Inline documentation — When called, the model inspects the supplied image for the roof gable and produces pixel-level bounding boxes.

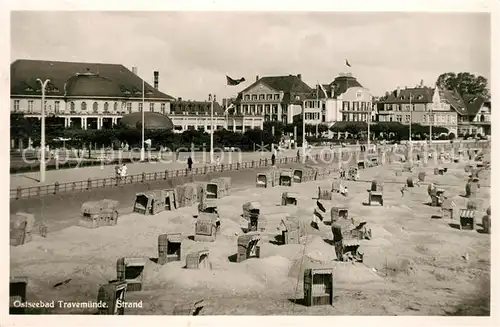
[243,81,278,94]
[462,94,487,117]
[440,88,468,116]
[239,75,312,95]
[11,59,175,100]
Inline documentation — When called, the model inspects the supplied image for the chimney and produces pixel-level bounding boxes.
[297,74,302,80]
[256,75,259,82]
[153,71,159,89]
[396,86,401,97]
[132,67,138,75]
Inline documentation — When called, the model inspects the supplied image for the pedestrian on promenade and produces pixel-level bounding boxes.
[115,165,121,179]
[216,155,221,166]
[120,163,128,180]
[271,153,276,167]
[187,156,193,171]
[297,149,300,162]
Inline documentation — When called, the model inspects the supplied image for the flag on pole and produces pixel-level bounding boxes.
[226,75,246,86]
[319,83,329,99]
[345,58,351,67]
[311,199,326,230]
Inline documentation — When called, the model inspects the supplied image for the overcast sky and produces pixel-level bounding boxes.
[11,11,490,101]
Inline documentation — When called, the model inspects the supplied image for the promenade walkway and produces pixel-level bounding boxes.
[10,148,329,188]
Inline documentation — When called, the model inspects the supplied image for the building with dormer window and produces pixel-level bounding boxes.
[376,85,468,135]
[233,74,312,124]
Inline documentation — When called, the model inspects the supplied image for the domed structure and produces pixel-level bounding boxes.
[65,73,124,97]
[119,111,174,130]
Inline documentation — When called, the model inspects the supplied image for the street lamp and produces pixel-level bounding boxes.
[209,94,216,164]
[302,100,306,164]
[140,79,145,161]
[36,78,50,183]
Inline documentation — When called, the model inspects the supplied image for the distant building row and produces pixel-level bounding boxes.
[10,59,490,136]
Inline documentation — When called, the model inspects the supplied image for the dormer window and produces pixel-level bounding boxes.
[123,90,131,95]
[135,91,141,95]
[147,90,154,95]
[417,95,423,100]
[400,96,404,100]
[25,87,33,92]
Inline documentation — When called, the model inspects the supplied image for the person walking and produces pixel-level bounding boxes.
[271,153,276,167]
[187,156,193,171]
[120,163,127,180]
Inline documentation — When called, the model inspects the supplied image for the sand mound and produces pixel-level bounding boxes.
[219,218,243,237]
[334,262,384,284]
[382,258,418,277]
[288,236,336,278]
[238,256,292,284]
[158,265,265,293]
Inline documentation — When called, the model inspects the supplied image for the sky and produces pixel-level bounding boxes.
[10,11,491,101]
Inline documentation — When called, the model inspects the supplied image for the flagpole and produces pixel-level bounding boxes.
[210,94,215,164]
[367,103,371,149]
[409,92,412,144]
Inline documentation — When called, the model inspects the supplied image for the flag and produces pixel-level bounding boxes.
[226,75,246,86]
[313,199,326,227]
[345,58,351,67]
[319,83,329,99]
[224,103,234,115]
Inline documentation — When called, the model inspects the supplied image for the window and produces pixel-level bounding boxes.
[282,114,287,122]
[27,100,34,113]
[405,115,410,123]
[342,101,349,110]
[55,101,60,113]
[361,102,366,111]
[243,105,248,113]
[93,102,98,113]
[70,102,75,112]
[257,104,262,114]
[353,102,359,111]
[397,115,402,122]
[81,102,87,111]
[252,95,257,100]
[250,105,255,114]
[150,103,155,112]
[138,103,143,112]
[423,115,427,123]
[274,94,280,100]
[272,104,278,114]
[267,94,272,100]
[13,100,20,112]
[114,102,118,112]
[259,94,265,100]
[103,102,108,112]
[127,102,132,114]
[244,95,250,100]
[356,91,362,98]
[265,104,270,114]
[161,103,166,114]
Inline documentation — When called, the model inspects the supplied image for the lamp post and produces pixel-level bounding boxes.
[36,78,50,183]
[140,79,145,161]
[209,94,215,164]
[302,101,306,164]
[409,93,413,144]
[367,103,371,149]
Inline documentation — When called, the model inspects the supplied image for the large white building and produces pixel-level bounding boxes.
[10,59,263,132]
[302,72,375,126]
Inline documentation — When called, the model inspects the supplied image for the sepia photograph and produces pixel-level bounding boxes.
[5,2,495,324]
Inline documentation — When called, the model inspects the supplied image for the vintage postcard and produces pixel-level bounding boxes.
[2,0,497,326]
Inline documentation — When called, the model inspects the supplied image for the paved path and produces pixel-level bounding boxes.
[10,147,333,188]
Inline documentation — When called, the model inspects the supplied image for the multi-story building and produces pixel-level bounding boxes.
[10,59,262,132]
[376,85,467,135]
[11,59,174,129]
[303,73,374,126]
[233,74,312,124]
[459,95,491,136]
[169,98,263,133]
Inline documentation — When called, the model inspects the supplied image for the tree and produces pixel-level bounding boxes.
[436,72,489,98]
